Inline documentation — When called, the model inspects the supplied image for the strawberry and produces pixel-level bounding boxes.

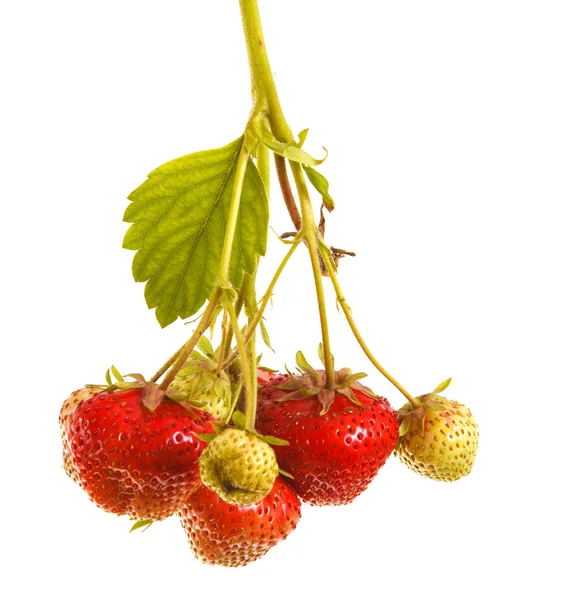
[257,367,278,387]
[59,386,105,484]
[65,386,214,520]
[178,476,301,567]
[256,354,399,506]
[199,428,279,506]
[395,380,479,482]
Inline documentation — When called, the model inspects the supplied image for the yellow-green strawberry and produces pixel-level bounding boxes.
[170,342,233,420]
[59,386,105,483]
[395,378,479,482]
[199,427,279,506]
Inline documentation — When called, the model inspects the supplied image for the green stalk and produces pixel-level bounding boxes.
[256,139,270,196]
[239,0,334,386]
[159,288,222,390]
[319,244,418,408]
[224,292,256,430]
[222,233,303,369]
[217,143,250,287]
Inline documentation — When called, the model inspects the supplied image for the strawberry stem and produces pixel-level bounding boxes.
[319,244,418,408]
[224,291,257,430]
[158,288,223,391]
[222,232,303,369]
[275,154,301,231]
[239,0,335,387]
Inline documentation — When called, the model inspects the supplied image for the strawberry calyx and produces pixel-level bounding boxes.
[397,378,454,437]
[275,350,375,415]
[195,410,289,448]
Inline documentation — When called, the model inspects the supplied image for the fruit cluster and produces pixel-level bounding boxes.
[60,0,479,569]
[60,360,478,567]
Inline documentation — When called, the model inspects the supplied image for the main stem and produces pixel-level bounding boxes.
[239,0,334,386]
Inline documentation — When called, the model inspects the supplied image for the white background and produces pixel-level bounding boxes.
[1,1,565,598]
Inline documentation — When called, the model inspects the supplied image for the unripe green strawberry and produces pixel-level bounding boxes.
[395,392,479,482]
[199,428,278,506]
[170,353,233,420]
[170,372,231,420]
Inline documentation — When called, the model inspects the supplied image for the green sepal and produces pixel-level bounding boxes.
[164,389,188,402]
[255,119,327,166]
[232,410,247,430]
[296,350,317,377]
[195,433,217,443]
[260,319,274,352]
[278,468,294,479]
[433,378,452,394]
[197,337,215,359]
[258,434,289,446]
[110,365,124,382]
[317,343,335,373]
[208,305,224,339]
[398,416,411,437]
[297,129,309,147]
[303,165,335,212]
[114,380,145,391]
[212,421,228,435]
[129,519,153,533]
[339,386,363,408]
[105,369,112,386]
[177,365,203,377]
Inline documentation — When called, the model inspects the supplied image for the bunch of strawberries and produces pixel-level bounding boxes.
[60,356,478,567]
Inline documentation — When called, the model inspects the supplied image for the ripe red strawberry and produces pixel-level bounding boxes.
[59,386,105,484]
[256,366,399,506]
[178,476,301,567]
[66,386,214,520]
[257,367,277,387]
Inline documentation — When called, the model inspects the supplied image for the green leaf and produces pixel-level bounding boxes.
[197,337,215,358]
[105,369,112,386]
[254,119,326,166]
[433,378,452,394]
[124,137,269,328]
[130,519,153,533]
[303,166,335,211]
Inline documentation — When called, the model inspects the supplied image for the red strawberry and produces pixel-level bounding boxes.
[178,476,301,567]
[66,386,214,520]
[257,367,278,387]
[59,386,105,484]
[256,366,399,506]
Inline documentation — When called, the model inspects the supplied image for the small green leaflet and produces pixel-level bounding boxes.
[254,119,326,166]
[303,166,334,211]
[123,137,269,328]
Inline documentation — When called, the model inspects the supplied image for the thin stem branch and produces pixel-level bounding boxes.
[224,292,256,430]
[290,161,334,386]
[319,244,418,408]
[257,140,270,197]
[150,347,182,383]
[274,154,301,230]
[223,234,303,368]
[159,288,223,391]
[218,143,250,287]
